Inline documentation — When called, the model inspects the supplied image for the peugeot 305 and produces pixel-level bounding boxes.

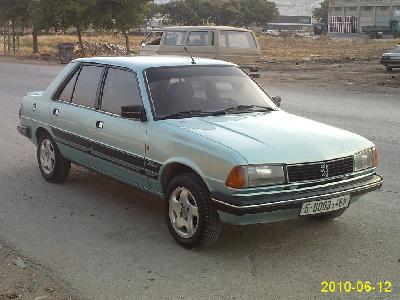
[17,56,383,248]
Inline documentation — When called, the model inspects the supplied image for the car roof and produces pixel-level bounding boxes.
[158,26,251,32]
[72,56,235,71]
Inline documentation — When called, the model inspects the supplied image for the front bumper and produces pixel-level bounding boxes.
[211,174,383,216]
[380,58,400,66]
[17,125,31,138]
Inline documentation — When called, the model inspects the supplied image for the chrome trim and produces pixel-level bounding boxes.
[233,169,376,197]
[286,155,354,167]
[211,177,382,210]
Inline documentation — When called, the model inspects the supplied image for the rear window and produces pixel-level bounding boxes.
[220,31,257,49]
[165,31,187,46]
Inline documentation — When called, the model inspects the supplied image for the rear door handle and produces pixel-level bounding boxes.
[53,108,59,116]
[96,121,104,129]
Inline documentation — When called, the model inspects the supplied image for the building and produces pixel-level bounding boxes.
[273,0,321,16]
[265,15,313,33]
[329,0,400,34]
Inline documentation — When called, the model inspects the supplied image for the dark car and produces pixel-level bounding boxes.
[380,45,400,71]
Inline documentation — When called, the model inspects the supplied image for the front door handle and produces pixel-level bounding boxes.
[96,121,104,129]
[53,108,59,116]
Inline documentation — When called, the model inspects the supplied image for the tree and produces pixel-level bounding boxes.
[57,0,93,56]
[209,0,242,26]
[161,1,199,26]
[92,0,150,54]
[240,0,279,27]
[313,0,329,26]
[159,0,278,27]
[0,0,30,53]
[30,0,61,54]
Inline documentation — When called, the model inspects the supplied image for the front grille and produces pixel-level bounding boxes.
[287,156,354,183]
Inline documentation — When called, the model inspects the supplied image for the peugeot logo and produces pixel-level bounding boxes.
[320,163,329,178]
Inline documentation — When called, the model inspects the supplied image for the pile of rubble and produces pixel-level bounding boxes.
[73,41,127,56]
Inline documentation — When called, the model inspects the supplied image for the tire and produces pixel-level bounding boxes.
[165,173,221,249]
[37,132,71,183]
[309,209,346,221]
[386,66,393,72]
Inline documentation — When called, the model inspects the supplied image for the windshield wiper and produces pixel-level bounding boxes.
[159,110,211,120]
[211,105,275,115]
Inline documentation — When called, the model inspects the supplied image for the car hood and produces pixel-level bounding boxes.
[163,111,373,164]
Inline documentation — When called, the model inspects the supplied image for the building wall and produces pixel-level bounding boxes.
[328,0,400,33]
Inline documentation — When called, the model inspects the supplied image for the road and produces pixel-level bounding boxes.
[0,59,399,299]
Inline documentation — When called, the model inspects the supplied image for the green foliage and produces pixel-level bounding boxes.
[92,0,150,33]
[152,0,278,27]
[313,0,329,25]
[0,0,30,25]
[240,0,279,27]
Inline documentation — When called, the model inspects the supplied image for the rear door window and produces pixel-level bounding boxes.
[220,31,257,49]
[72,65,104,108]
[58,70,79,102]
[187,31,209,46]
[100,68,142,116]
[165,31,187,46]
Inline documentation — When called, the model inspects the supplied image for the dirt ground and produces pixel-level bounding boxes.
[260,60,400,94]
[0,51,398,300]
[0,243,73,300]
[1,34,399,62]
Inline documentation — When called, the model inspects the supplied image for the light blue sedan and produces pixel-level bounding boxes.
[17,56,383,248]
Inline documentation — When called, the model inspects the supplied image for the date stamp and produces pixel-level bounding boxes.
[321,281,394,294]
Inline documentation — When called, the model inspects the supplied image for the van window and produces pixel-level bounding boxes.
[165,31,186,46]
[145,31,163,46]
[72,65,104,108]
[187,31,209,46]
[220,31,257,49]
[100,68,142,116]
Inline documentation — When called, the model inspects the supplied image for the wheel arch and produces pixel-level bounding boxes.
[160,161,211,196]
[35,126,51,144]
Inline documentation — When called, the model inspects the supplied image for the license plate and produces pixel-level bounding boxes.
[299,195,350,216]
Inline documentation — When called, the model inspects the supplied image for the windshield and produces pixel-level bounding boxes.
[146,66,277,119]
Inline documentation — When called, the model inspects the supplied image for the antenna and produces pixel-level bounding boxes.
[184,47,196,65]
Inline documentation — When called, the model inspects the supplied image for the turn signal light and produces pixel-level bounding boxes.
[373,148,379,167]
[225,166,246,189]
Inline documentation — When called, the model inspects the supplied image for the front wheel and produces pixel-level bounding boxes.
[386,66,393,72]
[37,132,71,183]
[165,173,221,249]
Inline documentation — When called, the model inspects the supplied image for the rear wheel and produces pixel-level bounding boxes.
[37,132,71,183]
[165,173,221,249]
[309,209,346,221]
[386,66,393,72]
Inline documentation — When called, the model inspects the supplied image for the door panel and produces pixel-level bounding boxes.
[50,101,98,166]
[50,64,104,166]
[90,115,149,188]
[89,67,150,189]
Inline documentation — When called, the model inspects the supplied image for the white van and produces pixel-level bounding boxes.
[139,26,262,71]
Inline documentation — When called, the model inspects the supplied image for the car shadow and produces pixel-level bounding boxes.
[62,165,355,254]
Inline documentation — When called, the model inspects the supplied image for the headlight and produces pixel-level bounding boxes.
[354,147,378,172]
[226,164,285,189]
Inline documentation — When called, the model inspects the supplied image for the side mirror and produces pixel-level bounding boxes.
[121,105,147,121]
[272,96,282,108]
